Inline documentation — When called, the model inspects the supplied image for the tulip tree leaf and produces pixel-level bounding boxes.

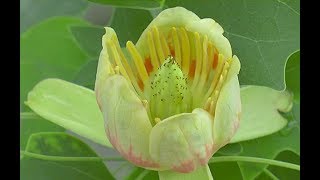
[88,0,165,10]
[217,143,243,156]
[25,78,112,148]
[21,132,114,180]
[208,160,243,180]
[73,59,99,90]
[285,50,300,103]
[109,8,153,47]
[20,112,65,150]
[20,0,88,33]
[70,25,105,58]
[230,86,292,143]
[234,51,300,179]
[21,17,90,111]
[165,0,300,90]
[261,150,300,180]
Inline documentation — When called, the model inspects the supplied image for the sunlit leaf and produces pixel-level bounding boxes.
[21,132,114,179]
[21,17,90,111]
[26,78,112,148]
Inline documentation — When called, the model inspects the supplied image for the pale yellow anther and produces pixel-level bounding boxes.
[197,35,209,93]
[155,117,161,124]
[108,41,129,80]
[191,32,203,91]
[213,76,224,97]
[180,27,190,75]
[160,32,170,57]
[142,100,148,109]
[207,42,214,73]
[172,27,181,66]
[203,53,225,101]
[204,97,212,111]
[114,41,144,96]
[147,31,160,69]
[126,41,149,83]
[114,65,120,74]
[152,27,165,64]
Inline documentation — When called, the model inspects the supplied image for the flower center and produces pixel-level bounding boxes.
[149,56,192,120]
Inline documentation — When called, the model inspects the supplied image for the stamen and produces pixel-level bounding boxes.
[142,99,148,109]
[155,117,161,124]
[152,27,165,64]
[203,54,225,101]
[147,31,160,69]
[207,42,214,73]
[114,65,120,74]
[160,32,170,57]
[204,97,212,111]
[172,27,182,65]
[191,32,203,91]
[126,41,149,84]
[108,41,129,80]
[209,90,219,115]
[196,35,209,94]
[180,27,190,75]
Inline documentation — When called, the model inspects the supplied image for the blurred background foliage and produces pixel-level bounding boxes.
[20,0,300,179]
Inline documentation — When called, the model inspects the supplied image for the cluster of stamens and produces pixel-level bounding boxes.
[106,26,232,125]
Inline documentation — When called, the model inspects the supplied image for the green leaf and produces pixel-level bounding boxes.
[73,59,99,89]
[264,150,300,180]
[25,78,112,148]
[235,48,300,180]
[158,164,213,180]
[109,8,153,47]
[20,0,88,33]
[21,17,90,111]
[209,160,243,180]
[88,0,164,10]
[230,86,292,143]
[238,128,299,179]
[165,0,300,90]
[21,132,114,180]
[70,25,105,58]
[285,50,300,103]
[217,143,243,156]
[20,112,64,150]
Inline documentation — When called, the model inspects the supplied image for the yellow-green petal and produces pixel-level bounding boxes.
[26,78,112,148]
[149,108,214,173]
[158,164,213,180]
[136,7,232,58]
[96,74,159,168]
[212,55,241,148]
[95,27,117,90]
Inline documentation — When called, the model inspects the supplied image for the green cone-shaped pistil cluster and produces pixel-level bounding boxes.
[150,56,192,120]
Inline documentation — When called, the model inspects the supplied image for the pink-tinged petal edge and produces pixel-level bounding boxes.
[171,114,241,173]
[172,143,215,173]
[106,127,160,168]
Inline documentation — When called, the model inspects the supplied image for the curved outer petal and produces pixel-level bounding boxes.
[97,74,159,168]
[94,27,117,91]
[212,55,241,148]
[136,7,232,58]
[149,108,214,173]
[95,28,159,168]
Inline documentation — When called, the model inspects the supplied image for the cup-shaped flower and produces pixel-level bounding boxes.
[95,7,241,173]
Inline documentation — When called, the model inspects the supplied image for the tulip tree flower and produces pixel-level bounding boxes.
[95,7,241,174]
[25,6,294,180]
